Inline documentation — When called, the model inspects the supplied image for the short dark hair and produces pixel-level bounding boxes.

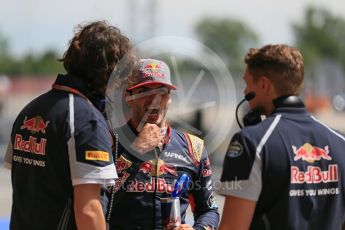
[60,20,133,96]
[245,44,304,95]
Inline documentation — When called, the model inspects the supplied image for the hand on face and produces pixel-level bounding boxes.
[131,123,163,154]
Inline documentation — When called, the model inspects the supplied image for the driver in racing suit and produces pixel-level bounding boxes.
[106,59,219,230]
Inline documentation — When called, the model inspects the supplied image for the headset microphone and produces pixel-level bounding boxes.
[235,92,256,129]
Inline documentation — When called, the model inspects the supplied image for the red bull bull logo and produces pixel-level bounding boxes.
[144,63,161,71]
[20,116,49,134]
[292,143,331,163]
[142,62,165,79]
[139,159,178,177]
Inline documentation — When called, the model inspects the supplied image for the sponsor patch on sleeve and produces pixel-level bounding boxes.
[226,140,243,158]
[207,192,218,208]
[85,150,110,162]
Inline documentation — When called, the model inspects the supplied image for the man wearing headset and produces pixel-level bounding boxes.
[217,44,345,230]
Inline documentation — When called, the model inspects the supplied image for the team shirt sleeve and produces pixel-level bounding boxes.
[216,132,262,201]
[68,98,117,187]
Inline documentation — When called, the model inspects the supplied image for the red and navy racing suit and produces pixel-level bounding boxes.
[4,74,116,230]
[217,96,345,230]
[106,122,219,229]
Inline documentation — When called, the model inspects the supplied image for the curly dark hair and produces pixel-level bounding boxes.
[60,20,133,96]
[245,44,304,95]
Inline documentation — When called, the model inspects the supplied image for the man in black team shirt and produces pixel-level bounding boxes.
[217,44,345,230]
[4,21,133,230]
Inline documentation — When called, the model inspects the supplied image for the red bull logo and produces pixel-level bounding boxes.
[142,62,165,79]
[139,159,178,177]
[14,134,47,155]
[116,155,132,173]
[291,164,338,184]
[113,171,130,193]
[144,63,161,71]
[127,178,174,193]
[202,169,212,177]
[20,116,49,134]
[113,155,133,192]
[292,143,331,163]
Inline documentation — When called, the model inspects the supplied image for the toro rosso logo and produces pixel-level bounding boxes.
[292,143,331,163]
[20,116,49,134]
[116,155,133,173]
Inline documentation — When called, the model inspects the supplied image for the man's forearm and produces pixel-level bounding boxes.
[75,199,105,230]
[74,184,106,230]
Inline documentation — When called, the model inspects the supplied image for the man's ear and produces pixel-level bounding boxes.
[167,94,172,106]
[259,76,273,93]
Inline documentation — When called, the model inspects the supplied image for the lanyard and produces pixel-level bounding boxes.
[52,84,92,105]
[53,83,117,153]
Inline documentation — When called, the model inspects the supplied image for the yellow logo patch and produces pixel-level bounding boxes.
[187,134,204,163]
[85,151,110,162]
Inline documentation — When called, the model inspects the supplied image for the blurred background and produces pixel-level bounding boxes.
[1,0,345,228]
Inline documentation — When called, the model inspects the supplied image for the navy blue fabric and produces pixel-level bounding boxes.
[221,106,345,230]
[108,123,219,230]
[9,74,114,230]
